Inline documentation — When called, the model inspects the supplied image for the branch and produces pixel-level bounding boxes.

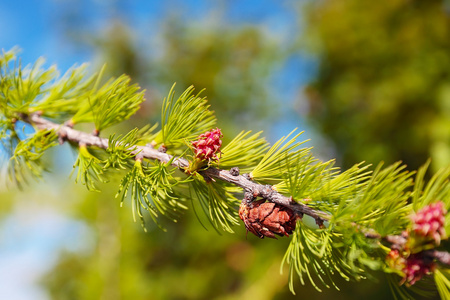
[24,113,330,225]
[428,250,450,266]
[367,232,450,267]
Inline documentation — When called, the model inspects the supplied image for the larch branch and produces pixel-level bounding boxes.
[24,113,331,224]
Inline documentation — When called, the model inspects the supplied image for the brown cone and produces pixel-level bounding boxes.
[239,200,298,239]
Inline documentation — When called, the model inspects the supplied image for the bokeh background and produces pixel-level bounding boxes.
[1,0,449,299]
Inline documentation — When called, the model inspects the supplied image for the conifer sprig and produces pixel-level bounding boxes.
[7,129,57,186]
[91,75,145,133]
[0,49,96,121]
[1,49,449,298]
[189,176,240,233]
[0,57,55,113]
[105,130,140,170]
[219,130,269,173]
[250,129,308,183]
[413,162,450,215]
[71,144,107,192]
[282,224,358,293]
[275,151,333,198]
[156,84,216,149]
[435,269,450,300]
[69,74,144,132]
[116,159,160,230]
[116,158,188,230]
[36,64,96,120]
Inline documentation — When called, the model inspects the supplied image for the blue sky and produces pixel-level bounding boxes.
[0,0,316,138]
[0,0,302,69]
[0,0,322,148]
[0,1,319,299]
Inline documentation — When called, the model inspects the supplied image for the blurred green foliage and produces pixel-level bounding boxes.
[303,0,450,172]
[85,19,282,134]
[38,181,297,300]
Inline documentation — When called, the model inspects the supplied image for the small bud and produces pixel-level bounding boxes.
[158,144,167,153]
[230,167,240,176]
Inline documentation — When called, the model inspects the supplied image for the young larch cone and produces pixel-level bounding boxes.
[401,253,436,286]
[386,249,436,286]
[191,128,223,162]
[239,200,298,239]
[411,201,447,245]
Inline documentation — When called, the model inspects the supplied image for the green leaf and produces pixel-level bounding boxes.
[0,48,103,122]
[116,160,157,230]
[36,64,98,120]
[281,223,354,293]
[71,144,107,191]
[115,159,188,231]
[250,129,307,183]
[329,162,412,235]
[0,117,17,158]
[155,84,216,148]
[276,152,334,197]
[412,162,450,212]
[104,129,142,170]
[0,53,57,114]
[314,162,371,218]
[67,65,106,124]
[0,47,19,66]
[411,162,450,238]
[387,272,439,300]
[363,163,413,235]
[435,269,450,300]
[189,176,240,233]
[145,160,188,221]
[92,75,145,132]
[70,73,144,130]
[219,130,269,173]
[133,123,159,145]
[7,129,58,187]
